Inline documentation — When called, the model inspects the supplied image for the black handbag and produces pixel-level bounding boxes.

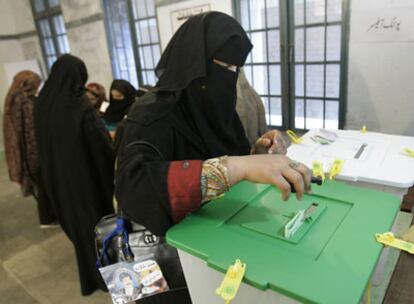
[94,141,191,303]
[94,214,191,303]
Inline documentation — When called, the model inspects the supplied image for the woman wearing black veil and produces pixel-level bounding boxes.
[116,12,311,303]
[34,54,114,295]
[102,79,136,132]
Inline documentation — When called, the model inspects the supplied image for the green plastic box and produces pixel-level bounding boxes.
[167,180,400,303]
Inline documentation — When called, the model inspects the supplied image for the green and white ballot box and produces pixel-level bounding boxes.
[166,180,400,304]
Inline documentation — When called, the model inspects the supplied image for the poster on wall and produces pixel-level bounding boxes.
[351,0,414,42]
[170,4,211,33]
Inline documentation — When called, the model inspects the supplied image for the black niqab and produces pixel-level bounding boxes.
[155,12,252,91]
[34,54,114,295]
[130,11,253,157]
[103,79,136,124]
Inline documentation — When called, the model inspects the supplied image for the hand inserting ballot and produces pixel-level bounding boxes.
[290,176,323,194]
[251,130,287,155]
[223,155,312,201]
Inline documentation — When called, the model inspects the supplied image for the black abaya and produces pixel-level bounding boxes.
[116,12,252,303]
[34,54,114,295]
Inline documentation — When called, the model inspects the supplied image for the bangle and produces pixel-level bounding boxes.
[201,155,230,202]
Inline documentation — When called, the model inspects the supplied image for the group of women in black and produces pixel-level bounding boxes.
[4,58,140,295]
[3,12,311,303]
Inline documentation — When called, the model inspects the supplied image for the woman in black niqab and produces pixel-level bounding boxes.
[34,54,114,295]
[152,12,252,157]
[115,12,252,304]
[116,11,313,304]
[103,79,136,126]
[118,11,253,233]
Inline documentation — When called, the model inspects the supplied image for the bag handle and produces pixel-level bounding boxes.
[96,140,166,268]
[96,217,133,268]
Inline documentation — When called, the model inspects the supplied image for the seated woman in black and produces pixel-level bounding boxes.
[116,12,311,303]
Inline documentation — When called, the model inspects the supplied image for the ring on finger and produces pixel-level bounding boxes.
[288,160,301,170]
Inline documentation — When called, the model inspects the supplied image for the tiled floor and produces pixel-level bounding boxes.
[0,161,111,303]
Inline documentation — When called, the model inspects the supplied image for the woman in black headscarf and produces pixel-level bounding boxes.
[116,12,311,303]
[34,54,114,295]
[102,79,136,132]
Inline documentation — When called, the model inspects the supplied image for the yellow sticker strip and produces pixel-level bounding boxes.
[375,232,414,254]
[403,148,414,158]
[366,280,372,304]
[361,125,367,133]
[216,259,246,304]
[312,161,325,182]
[286,130,303,144]
[329,159,344,180]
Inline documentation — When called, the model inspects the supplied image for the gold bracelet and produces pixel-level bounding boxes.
[201,155,230,202]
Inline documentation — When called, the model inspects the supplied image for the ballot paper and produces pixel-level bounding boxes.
[288,129,414,188]
[100,101,110,113]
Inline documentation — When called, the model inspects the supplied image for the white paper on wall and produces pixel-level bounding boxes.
[351,0,414,42]
[170,4,211,33]
[156,0,233,50]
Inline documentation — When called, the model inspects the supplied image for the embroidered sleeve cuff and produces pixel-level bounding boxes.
[167,160,202,223]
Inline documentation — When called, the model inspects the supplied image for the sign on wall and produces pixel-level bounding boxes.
[156,0,233,50]
[351,0,414,42]
[170,4,211,33]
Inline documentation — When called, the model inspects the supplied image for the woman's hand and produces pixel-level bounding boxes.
[224,155,311,201]
[251,130,287,155]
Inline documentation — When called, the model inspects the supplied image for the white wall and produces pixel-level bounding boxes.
[66,21,113,88]
[0,40,26,98]
[9,0,38,34]
[0,1,39,154]
[156,0,233,50]
[61,0,113,89]
[0,1,18,35]
[0,0,38,120]
[19,36,45,66]
[346,0,414,136]
[61,0,103,22]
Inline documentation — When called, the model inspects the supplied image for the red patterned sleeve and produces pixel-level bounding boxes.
[167,160,203,223]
